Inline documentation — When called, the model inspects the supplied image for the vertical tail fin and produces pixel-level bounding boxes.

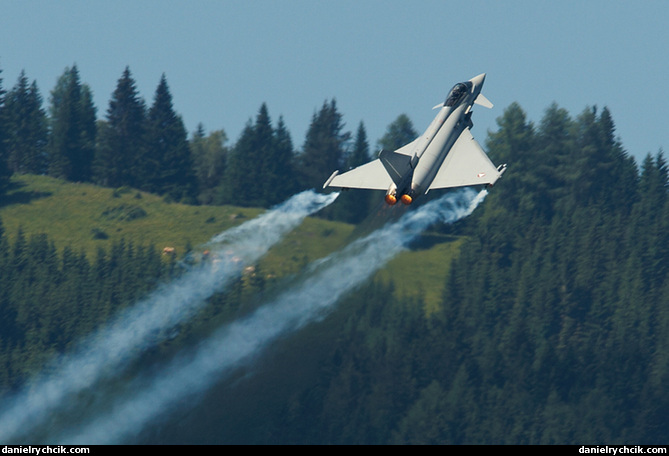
[378,149,413,186]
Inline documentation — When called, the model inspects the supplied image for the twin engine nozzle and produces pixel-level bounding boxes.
[385,188,414,206]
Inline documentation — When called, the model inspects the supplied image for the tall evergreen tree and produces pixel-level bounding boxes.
[48,65,96,182]
[264,115,297,205]
[220,107,267,207]
[94,67,146,188]
[483,102,536,222]
[78,83,97,181]
[219,104,295,207]
[298,99,350,190]
[597,107,638,212]
[347,121,371,169]
[531,103,574,219]
[4,71,48,174]
[144,74,196,201]
[48,67,77,179]
[250,103,275,205]
[566,106,629,210]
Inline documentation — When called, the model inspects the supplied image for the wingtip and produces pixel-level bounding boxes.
[323,170,339,188]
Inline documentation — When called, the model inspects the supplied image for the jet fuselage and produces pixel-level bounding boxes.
[388,74,486,204]
[323,73,505,204]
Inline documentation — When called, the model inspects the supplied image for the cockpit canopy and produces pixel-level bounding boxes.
[445,82,472,107]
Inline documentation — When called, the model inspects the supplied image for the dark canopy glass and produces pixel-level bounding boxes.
[445,82,472,107]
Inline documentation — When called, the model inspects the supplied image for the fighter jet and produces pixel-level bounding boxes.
[323,73,507,205]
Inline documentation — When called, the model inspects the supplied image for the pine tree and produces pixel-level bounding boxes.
[482,102,536,223]
[78,83,97,182]
[631,152,668,296]
[48,65,96,182]
[559,106,636,213]
[219,103,295,207]
[264,115,296,205]
[250,103,275,205]
[219,112,265,207]
[4,71,48,174]
[533,103,574,218]
[298,99,350,190]
[144,74,196,201]
[94,66,146,188]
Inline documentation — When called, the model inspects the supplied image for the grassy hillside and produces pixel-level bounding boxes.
[0,174,265,258]
[0,174,462,312]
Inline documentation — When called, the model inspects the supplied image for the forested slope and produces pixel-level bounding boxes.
[425,104,669,443]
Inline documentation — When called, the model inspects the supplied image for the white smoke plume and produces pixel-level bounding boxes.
[60,188,487,444]
[0,190,339,443]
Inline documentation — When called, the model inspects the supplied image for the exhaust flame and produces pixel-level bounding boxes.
[58,188,486,444]
[0,190,339,443]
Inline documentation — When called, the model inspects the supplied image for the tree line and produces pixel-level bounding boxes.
[0,65,196,201]
[0,64,419,223]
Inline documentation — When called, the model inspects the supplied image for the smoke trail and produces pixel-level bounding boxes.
[60,188,486,444]
[0,190,339,443]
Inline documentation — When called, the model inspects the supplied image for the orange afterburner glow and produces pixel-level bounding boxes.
[385,194,398,205]
[400,194,413,205]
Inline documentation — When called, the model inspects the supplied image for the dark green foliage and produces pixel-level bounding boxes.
[297,99,350,191]
[4,71,48,174]
[78,84,97,181]
[219,104,298,207]
[270,116,299,202]
[404,105,667,443]
[1,63,207,203]
[0,227,166,390]
[143,75,197,202]
[94,67,146,188]
[48,65,96,182]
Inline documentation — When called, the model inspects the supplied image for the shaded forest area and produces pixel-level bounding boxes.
[0,62,668,443]
[0,233,170,388]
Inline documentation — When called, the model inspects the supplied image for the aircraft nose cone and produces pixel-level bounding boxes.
[470,73,486,86]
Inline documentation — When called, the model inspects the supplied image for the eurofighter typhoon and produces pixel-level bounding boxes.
[323,73,507,205]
